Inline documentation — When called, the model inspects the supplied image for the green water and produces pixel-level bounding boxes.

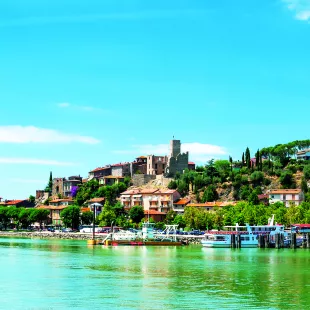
[0,237,310,309]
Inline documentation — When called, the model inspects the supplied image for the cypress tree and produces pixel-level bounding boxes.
[255,149,260,169]
[245,147,251,169]
[242,152,245,167]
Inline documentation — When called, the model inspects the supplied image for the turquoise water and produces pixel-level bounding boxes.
[0,237,310,309]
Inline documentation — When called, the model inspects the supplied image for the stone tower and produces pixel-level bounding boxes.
[170,140,181,158]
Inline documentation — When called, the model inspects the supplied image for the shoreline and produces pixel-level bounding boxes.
[0,231,202,243]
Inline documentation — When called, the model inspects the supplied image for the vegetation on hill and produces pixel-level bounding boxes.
[168,139,310,203]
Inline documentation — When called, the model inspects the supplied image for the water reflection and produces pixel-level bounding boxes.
[0,238,310,309]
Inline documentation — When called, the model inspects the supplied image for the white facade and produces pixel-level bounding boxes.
[269,190,304,207]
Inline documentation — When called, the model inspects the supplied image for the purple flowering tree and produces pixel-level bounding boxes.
[71,186,79,198]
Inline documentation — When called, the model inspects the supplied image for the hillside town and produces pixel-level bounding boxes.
[1,139,310,229]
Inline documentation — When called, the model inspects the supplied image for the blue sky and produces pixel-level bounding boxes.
[0,0,310,199]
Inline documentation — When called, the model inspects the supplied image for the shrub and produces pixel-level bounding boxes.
[280,171,295,189]
[304,165,310,180]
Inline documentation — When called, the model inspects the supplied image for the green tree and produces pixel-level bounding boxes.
[0,207,10,230]
[279,171,295,189]
[173,214,186,228]
[245,147,251,169]
[29,195,36,204]
[45,171,53,193]
[29,209,50,229]
[97,201,116,226]
[303,165,310,180]
[168,180,178,189]
[18,208,32,229]
[165,210,177,224]
[202,185,218,202]
[128,206,144,224]
[81,211,93,225]
[60,206,81,229]
[248,191,259,205]
[301,177,308,194]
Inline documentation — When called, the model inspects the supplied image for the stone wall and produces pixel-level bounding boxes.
[132,174,156,187]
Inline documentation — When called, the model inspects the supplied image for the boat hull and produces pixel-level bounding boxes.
[104,240,183,246]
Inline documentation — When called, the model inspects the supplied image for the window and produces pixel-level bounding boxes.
[283,195,286,200]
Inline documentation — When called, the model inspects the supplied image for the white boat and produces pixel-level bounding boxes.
[201,215,286,248]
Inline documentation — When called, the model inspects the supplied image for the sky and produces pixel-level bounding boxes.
[0,0,310,199]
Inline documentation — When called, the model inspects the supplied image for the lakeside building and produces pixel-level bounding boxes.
[268,189,304,207]
[173,198,191,214]
[120,189,181,219]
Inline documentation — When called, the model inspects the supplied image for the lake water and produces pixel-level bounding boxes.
[0,237,309,309]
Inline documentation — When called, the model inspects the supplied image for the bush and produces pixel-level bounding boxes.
[304,165,310,180]
[263,178,271,186]
[280,171,295,189]
[250,171,264,186]
[286,165,297,173]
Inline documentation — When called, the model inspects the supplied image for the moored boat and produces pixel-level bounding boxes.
[102,223,185,246]
[201,215,287,248]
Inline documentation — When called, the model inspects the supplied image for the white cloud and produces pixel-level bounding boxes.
[58,102,70,108]
[114,142,227,163]
[0,158,76,166]
[57,102,99,112]
[0,125,100,144]
[283,0,310,21]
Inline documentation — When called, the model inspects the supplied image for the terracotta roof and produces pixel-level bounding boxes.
[81,207,91,212]
[82,178,88,183]
[111,162,130,167]
[0,199,25,205]
[88,197,105,203]
[144,210,166,215]
[49,199,73,203]
[269,189,302,194]
[188,162,195,165]
[296,149,310,155]
[37,205,67,210]
[137,156,147,159]
[89,166,111,173]
[258,194,268,200]
[174,198,190,205]
[187,202,236,208]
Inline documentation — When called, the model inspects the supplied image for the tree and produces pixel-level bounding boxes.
[245,147,251,169]
[29,209,50,229]
[248,191,259,205]
[0,207,10,230]
[255,149,260,169]
[301,177,308,194]
[18,208,32,229]
[250,171,264,187]
[303,165,310,180]
[165,210,177,224]
[129,206,144,223]
[97,202,116,226]
[173,214,186,228]
[229,156,233,172]
[60,206,81,229]
[45,171,53,194]
[81,211,93,225]
[29,195,35,204]
[202,185,218,202]
[280,171,295,189]
[168,180,178,189]
[241,152,245,167]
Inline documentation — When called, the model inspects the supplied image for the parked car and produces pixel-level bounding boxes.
[62,228,73,233]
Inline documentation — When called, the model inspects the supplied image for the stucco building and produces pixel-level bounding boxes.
[268,189,304,207]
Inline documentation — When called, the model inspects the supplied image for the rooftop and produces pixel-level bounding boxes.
[174,198,191,205]
[269,189,302,194]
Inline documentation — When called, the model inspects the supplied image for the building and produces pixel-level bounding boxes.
[111,163,131,177]
[186,202,236,212]
[296,149,310,160]
[0,199,34,208]
[49,198,74,207]
[63,176,82,197]
[268,189,304,207]
[188,162,196,171]
[120,188,181,217]
[88,166,112,180]
[36,205,66,226]
[52,176,82,198]
[146,155,168,175]
[165,140,189,177]
[131,156,147,175]
[99,176,125,186]
[87,197,105,217]
[173,198,191,214]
